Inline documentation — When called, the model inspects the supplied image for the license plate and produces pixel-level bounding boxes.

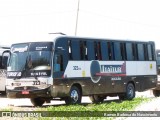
[22,90,29,94]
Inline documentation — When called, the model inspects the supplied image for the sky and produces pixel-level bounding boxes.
[0,0,160,48]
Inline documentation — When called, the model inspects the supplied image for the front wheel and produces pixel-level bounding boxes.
[30,97,45,107]
[65,86,81,104]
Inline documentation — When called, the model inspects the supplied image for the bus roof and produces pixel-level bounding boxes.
[54,35,154,43]
[10,35,155,45]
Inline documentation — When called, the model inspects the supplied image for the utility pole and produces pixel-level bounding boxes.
[75,0,80,36]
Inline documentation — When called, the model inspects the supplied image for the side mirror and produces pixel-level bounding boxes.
[2,50,10,69]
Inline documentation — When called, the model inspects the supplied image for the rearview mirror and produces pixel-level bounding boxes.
[2,50,10,69]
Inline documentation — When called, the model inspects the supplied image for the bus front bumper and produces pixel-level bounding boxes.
[6,87,52,98]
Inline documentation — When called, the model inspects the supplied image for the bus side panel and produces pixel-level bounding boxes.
[53,60,157,97]
[126,61,157,91]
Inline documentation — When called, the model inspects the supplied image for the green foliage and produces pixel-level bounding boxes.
[33,97,150,120]
[0,97,151,120]
[37,97,150,112]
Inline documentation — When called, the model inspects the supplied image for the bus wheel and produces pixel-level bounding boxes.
[125,83,135,100]
[153,90,160,97]
[30,97,45,107]
[65,86,81,104]
[89,95,105,103]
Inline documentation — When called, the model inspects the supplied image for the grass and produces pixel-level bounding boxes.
[35,97,150,120]
[0,97,151,120]
[37,97,150,111]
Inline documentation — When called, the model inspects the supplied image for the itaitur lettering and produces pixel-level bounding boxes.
[100,65,122,73]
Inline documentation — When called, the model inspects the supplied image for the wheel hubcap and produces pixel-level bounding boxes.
[71,90,78,103]
[128,87,133,97]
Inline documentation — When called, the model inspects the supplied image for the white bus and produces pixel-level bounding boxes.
[0,46,10,94]
[5,36,157,106]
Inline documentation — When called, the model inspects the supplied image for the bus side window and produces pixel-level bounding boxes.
[114,42,122,60]
[94,41,102,60]
[101,41,109,60]
[87,41,95,60]
[137,43,145,61]
[54,54,63,72]
[132,43,138,60]
[71,40,80,60]
[80,41,87,60]
[148,44,153,60]
[108,42,113,60]
[126,43,134,60]
[97,42,102,60]
[144,44,149,60]
[120,43,126,60]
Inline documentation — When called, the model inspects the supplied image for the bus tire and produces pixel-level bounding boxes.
[89,95,105,103]
[125,83,135,100]
[30,97,45,107]
[65,86,81,104]
[153,90,160,97]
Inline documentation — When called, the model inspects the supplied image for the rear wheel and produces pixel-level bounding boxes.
[119,83,135,100]
[153,90,160,97]
[125,83,135,100]
[89,95,105,103]
[30,97,45,107]
[65,86,81,104]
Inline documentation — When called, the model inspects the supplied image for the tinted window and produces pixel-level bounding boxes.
[114,42,122,60]
[108,42,114,60]
[80,41,87,60]
[137,43,145,60]
[148,44,153,61]
[120,43,126,60]
[87,41,95,60]
[101,41,109,60]
[71,40,80,60]
[126,43,133,60]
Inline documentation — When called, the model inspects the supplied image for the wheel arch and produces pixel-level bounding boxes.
[71,83,82,95]
[126,81,136,90]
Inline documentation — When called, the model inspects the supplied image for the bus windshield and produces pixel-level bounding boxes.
[8,51,51,71]
[7,42,53,78]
